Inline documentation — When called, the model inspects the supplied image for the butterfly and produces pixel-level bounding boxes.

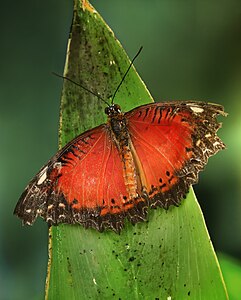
[14,99,226,232]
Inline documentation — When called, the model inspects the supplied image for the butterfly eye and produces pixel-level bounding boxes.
[105,104,122,116]
[104,107,110,115]
[114,104,121,111]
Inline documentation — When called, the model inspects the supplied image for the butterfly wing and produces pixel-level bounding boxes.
[126,101,226,208]
[14,124,142,232]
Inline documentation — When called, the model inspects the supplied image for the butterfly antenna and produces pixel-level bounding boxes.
[52,72,110,106]
[111,46,143,104]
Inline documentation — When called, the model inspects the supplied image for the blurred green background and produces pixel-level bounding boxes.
[1,0,241,299]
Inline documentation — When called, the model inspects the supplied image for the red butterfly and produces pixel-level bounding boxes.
[14,48,226,232]
[14,99,226,232]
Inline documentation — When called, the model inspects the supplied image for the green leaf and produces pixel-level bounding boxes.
[218,253,241,300]
[45,1,228,299]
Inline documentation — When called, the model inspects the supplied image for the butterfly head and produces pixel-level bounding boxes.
[105,104,122,117]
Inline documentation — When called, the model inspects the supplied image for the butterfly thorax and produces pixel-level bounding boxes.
[106,104,129,146]
[106,105,140,200]
[109,116,128,143]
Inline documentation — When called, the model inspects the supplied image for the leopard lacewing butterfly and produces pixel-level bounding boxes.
[14,49,227,232]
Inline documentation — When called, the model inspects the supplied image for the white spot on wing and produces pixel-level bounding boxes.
[93,278,97,285]
[189,106,204,113]
[37,166,48,185]
[58,214,66,218]
[53,162,62,168]
[48,204,54,210]
[213,141,220,147]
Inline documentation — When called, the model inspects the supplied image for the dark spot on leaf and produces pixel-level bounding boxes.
[129,256,135,262]
[66,256,72,275]
[188,291,191,296]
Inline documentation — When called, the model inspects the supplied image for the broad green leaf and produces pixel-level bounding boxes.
[218,253,241,300]
[46,1,228,299]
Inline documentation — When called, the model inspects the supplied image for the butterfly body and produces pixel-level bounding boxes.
[14,101,226,232]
